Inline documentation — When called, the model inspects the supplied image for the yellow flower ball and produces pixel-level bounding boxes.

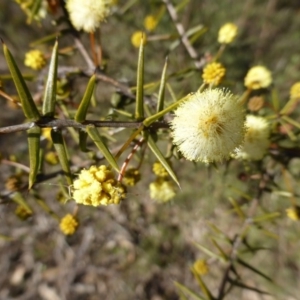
[152,162,169,178]
[193,259,209,275]
[24,50,46,70]
[290,82,300,99]
[202,62,226,86]
[218,23,238,44]
[149,178,176,203]
[170,89,245,163]
[235,115,270,161]
[15,205,32,221]
[244,66,272,90]
[59,214,79,235]
[72,165,126,206]
[286,206,300,221]
[131,31,147,48]
[144,15,158,31]
[122,168,141,186]
[66,0,113,32]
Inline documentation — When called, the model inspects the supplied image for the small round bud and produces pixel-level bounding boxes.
[152,162,169,178]
[15,205,32,221]
[59,214,79,235]
[24,50,46,70]
[123,168,141,186]
[247,96,264,112]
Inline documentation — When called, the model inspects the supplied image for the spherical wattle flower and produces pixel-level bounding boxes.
[290,82,300,99]
[66,0,113,32]
[72,165,126,206]
[202,62,226,86]
[235,115,270,161]
[218,23,238,44]
[170,89,245,163]
[244,66,272,90]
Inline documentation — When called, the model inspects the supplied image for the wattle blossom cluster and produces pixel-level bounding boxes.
[170,89,245,163]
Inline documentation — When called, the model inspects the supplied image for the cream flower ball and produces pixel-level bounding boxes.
[170,89,245,163]
[236,115,270,161]
[66,0,113,32]
[218,23,238,44]
[244,66,272,90]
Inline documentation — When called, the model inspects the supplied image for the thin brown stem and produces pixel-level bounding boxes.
[0,119,169,134]
[162,0,204,70]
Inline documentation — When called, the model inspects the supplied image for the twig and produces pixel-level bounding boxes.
[162,0,203,69]
[217,173,268,299]
[0,119,169,134]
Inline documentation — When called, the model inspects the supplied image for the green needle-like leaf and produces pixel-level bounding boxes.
[143,94,188,127]
[42,40,58,117]
[191,269,214,300]
[11,192,33,213]
[282,115,300,130]
[74,74,96,122]
[3,43,40,121]
[156,57,168,114]
[86,125,119,173]
[211,239,228,261]
[227,278,270,295]
[135,34,145,120]
[147,134,180,187]
[237,258,273,282]
[194,242,227,262]
[253,212,281,223]
[228,197,246,219]
[27,126,41,189]
[174,281,207,300]
[51,129,73,185]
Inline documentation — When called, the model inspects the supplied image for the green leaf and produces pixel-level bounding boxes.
[271,88,280,112]
[237,258,273,282]
[191,268,214,300]
[211,239,228,261]
[3,43,40,121]
[143,94,188,127]
[253,212,281,223]
[135,34,145,120]
[28,0,42,23]
[42,40,58,117]
[86,125,119,173]
[174,281,208,300]
[147,134,180,187]
[27,126,41,189]
[51,129,73,185]
[11,192,32,213]
[194,242,227,263]
[156,57,168,114]
[227,278,270,295]
[281,115,300,130]
[74,74,96,122]
[228,197,246,219]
